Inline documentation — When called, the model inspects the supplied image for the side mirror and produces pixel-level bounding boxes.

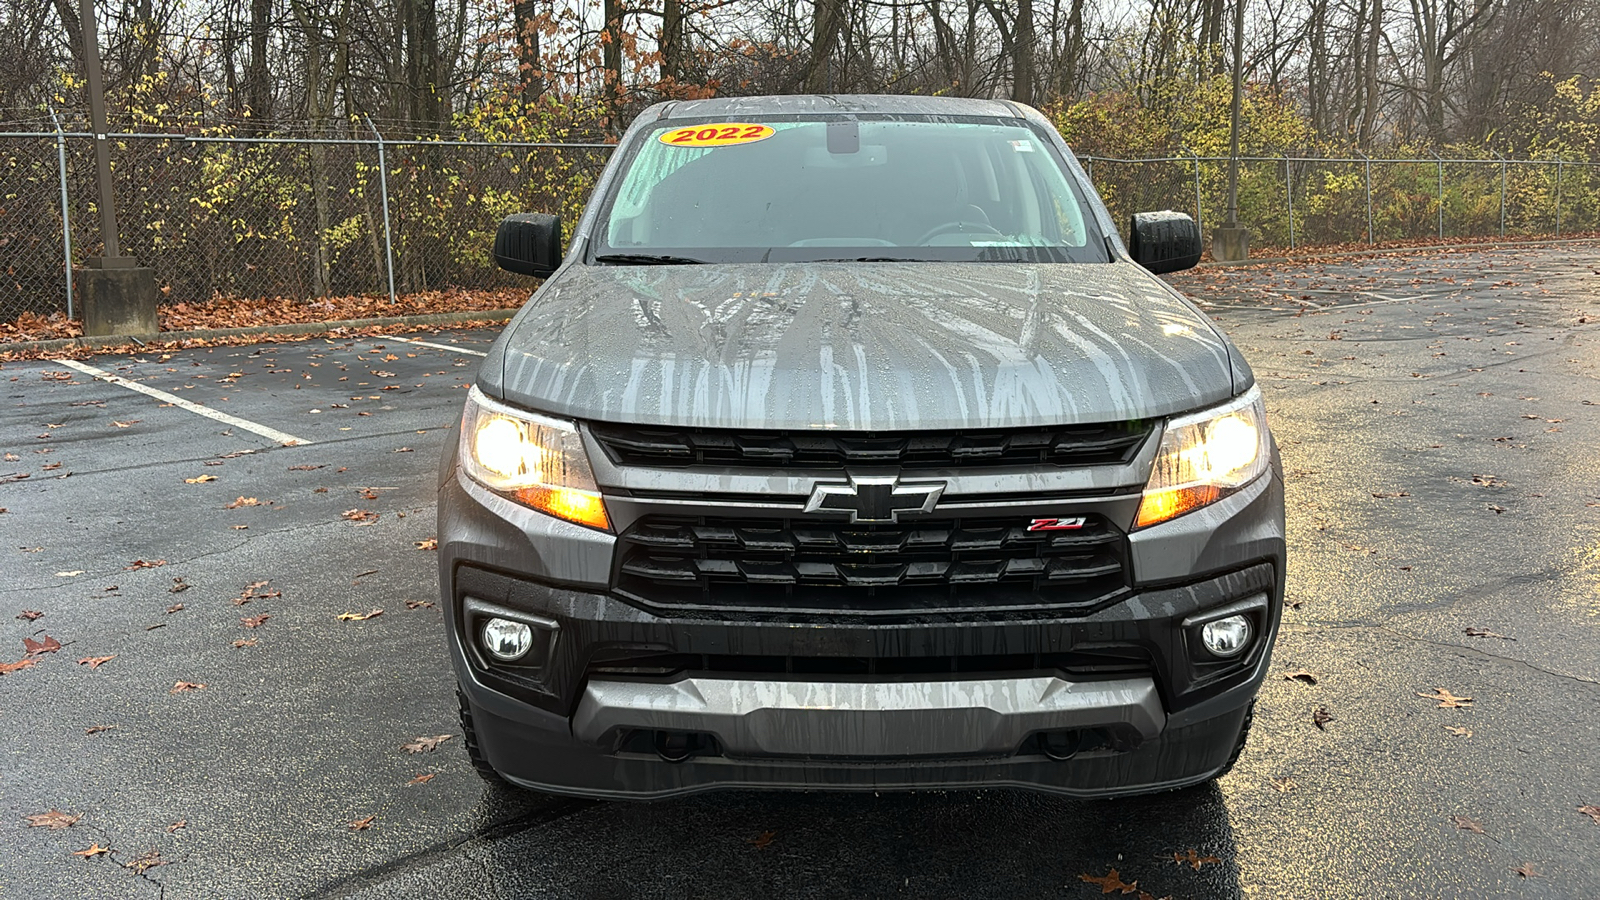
[493,213,564,278]
[1128,211,1202,275]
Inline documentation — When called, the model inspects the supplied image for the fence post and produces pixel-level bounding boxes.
[47,106,75,318]
[1428,149,1443,240]
[364,116,397,304]
[1493,152,1506,237]
[1181,146,1202,240]
[1284,156,1295,250]
[1085,156,1095,185]
[1555,159,1563,237]
[1356,150,1374,244]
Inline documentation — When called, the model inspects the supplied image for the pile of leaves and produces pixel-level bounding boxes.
[1,287,525,346]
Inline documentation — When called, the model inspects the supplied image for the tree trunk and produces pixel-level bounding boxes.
[801,0,844,93]
[247,0,271,126]
[1013,0,1034,104]
[661,0,683,83]
[513,0,544,102]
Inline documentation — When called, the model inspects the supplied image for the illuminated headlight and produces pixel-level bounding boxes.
[1135,386,1270,529]
[1200,614,1253,657]
[458,386,610,531]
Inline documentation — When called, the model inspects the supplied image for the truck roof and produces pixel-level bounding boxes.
[649,93,1026,122]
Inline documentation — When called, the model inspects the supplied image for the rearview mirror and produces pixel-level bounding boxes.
[1128,211,1202,275]
[493,213,564,278]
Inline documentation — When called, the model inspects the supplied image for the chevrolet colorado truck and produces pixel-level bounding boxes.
[437,94,1285,799]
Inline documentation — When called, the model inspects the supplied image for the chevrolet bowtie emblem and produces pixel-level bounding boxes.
[803,476,945,523]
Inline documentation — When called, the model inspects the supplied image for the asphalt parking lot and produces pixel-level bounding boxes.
[3,242,1599,899]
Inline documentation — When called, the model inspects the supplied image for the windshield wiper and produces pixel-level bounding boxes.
[593,253,706,266]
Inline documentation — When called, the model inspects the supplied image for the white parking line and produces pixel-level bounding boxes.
[59,359,313,447]
[383,335,489,357]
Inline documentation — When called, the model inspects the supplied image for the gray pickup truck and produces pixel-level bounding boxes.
[437,94,1285,799]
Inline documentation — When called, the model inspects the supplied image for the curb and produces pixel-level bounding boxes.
[0,308,518,356]
[1194,235,1600,269]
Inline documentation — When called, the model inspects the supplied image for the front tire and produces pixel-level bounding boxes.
[458,687,509,787]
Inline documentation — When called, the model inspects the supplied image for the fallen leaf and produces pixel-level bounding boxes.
[169,681,205,694]
[111,420,139,428]
[1271,776,1297,792]
[1,659,39,675]
[1079,868,1139,894]
[231,639,257,648]
[1464,627,1513,640]
[85,725,115,735]
[406,773,436,785]
[224,496,262,509]
[240,615,271,628]
[1282,669,1319,685]
[339,608,383,622]
[342,508,379,525]
[287,464,324,471]
[77,655,116,669]
[168,577,189,593]
[55,570,84,577]
[184,474,217,483]
[1513,864,1540,878]
[1450,815,1486,834]
[405,599,435,610]
[747,830,777,849]
[25,809,80,829]
[125,559,166,570]
[1312,706,1334,730]
[1444,726,1473,737]
[1577,805,1600,826]
[16,610,43,621]
[166,820,187,832]
[393,446,413,453]
[348,816,375,831]
[1417,687,1473,708]
[414,538,438,550]
[127,849,167,874]
[1172,849,1221,870]
[23,635,62,657]
[166,603,185,614]
[72,843,111,858]
[402,734,452,753]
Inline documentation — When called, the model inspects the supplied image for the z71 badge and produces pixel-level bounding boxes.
[1027,517,1086,532]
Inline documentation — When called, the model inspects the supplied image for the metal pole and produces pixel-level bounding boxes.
[1494,152,1506,237]
[1086,156,1094,184]
[364,116,397,304]
[1285,156,1295,250]
[78,0,127,263]
[1429,149,1443,239]
[48,106,75,318]
[1555,160,1563,237]
[1183,145,1203,239]
[1356,150,1373,244]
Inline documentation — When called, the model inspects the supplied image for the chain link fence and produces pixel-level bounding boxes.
[3,128,1598,322]
[1082,153,1600,252]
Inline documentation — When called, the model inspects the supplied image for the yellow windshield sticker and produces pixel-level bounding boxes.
[659,123,775,148]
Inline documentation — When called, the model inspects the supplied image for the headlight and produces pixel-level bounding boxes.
[1135,386,1270,529]
[458,386,610,531]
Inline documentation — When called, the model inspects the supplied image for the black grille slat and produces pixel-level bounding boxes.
[590,422,1151,470]
[615,515,1130,615]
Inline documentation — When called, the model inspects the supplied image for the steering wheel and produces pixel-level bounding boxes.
[914,219,1005,245]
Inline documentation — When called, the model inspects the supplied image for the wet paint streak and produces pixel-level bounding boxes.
[495,260,1236,430]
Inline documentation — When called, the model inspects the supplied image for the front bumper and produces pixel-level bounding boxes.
[439,436,1285,799]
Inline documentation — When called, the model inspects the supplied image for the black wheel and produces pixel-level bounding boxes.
[458,687,509,786]
[1209,700,1255,782]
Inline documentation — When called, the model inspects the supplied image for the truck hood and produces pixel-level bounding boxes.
[490,262,1236,431]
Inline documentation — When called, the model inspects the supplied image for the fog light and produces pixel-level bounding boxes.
[1200,615,1252,657]
[482,617,534,662]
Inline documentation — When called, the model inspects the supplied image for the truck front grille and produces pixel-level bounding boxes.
[588,421,1151,470]
[614,515,1130,615]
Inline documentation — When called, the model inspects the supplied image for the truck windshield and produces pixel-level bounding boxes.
[594,115,1108,264]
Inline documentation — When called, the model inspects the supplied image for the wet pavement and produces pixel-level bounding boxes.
[2,242,1598,899]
